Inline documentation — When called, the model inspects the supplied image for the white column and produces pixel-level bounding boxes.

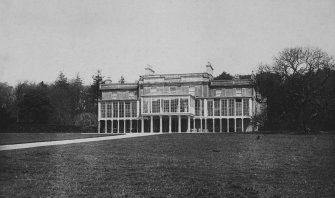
[242,118,244,132]
[141,118,144,133]
[137,100,140,117]
[124,119,126,133]
[160,98,163,113]
[159,116,162,133]
[213,119,215,133]
[188,116,190,132]
[241,98,244,116]
[205,118,207,132]
[204,99,208,117]
[227,119,229,133]
[178,98,180,113]
[249,98,252,116]
[200,118,203,132]
[178,115,181,132]
[98,102,101,120]
[130,119,132,133]
[220,118,222,132]
[234,99,236,116]
[193,118,196,132]
[112,120,115,133]
[117,119,120,133]
[234,118,237,132]
[140,98,143,115]
[150,116,153,133]
[98,102,101,133]
[219,99,222,116]
[117,102,119,118]
[105,120,107,133]
[169,115,172,133]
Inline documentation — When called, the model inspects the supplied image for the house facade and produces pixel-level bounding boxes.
[98,64,257,133]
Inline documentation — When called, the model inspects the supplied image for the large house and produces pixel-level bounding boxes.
[98,64,258,133]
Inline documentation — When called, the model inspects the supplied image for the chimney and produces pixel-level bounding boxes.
[206,62,213,75]
[145,65,155,75]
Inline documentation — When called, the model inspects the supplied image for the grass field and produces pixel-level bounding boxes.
[0,133,121,145]
[0,133,334,197]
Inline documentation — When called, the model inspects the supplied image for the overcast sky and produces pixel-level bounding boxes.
[1,0,335,85]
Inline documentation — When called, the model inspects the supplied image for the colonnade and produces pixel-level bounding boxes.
[98,115,251,133]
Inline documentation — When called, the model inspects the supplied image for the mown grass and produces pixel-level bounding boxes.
[0,133,334,197]
[0,133,121,145]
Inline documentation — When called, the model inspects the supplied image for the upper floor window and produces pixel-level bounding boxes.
[107,103,112,118]
[180,98,189,112]
[125,102,131,117]
[214,99,220,116]
[170,87,176,93]
[162,99,170,112]
[207,100,213,116]
[236,88,242,97]
[101,102,106,118]
[150,88,157,93]
[131,101,137,117]
[152,99,160,113]
[216,90,221,97]
[171,98,178,112]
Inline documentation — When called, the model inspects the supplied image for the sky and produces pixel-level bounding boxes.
[1,0,335,86]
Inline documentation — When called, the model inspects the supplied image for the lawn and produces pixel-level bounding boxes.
[0,133,121,145]
[0,133,334,197]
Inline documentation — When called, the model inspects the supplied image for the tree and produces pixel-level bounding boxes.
[49,72,72,125]
[214,71,233,80]
[87,70,104,115]
[0,82,15,131]
[69,74,86,114]
[256,47,335,132]
[18,88,51,124]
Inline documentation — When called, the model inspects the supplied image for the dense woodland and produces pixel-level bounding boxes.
[0,47,334,133]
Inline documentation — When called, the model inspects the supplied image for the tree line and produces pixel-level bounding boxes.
[0,47,334,133]
[0,71,104,132]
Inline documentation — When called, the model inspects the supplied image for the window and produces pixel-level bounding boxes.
[214,99,220,116]
[216,90,221,97]
[125,102,130,117]
[113,102,118,117]
[236,88,242,97]
[152,99,160,113]
[101,102,106,118]
[236,98,242,116]
[143,98,150,113]
[180,98,189,112]
[243,99,249,116]
[195,100,201,116]
[170,87,176,93]
[171,98,178,112]
[150,88,157,93]
[131,101,137,117]
[228,99,234,116]
[207,100,213,116]
[221,89,226,96]
[162,99,170,112]
[107,102,112,118]
[189,87,195,95]
[144,87,150,94]
[221,99,227,116]
[119,102,124,117]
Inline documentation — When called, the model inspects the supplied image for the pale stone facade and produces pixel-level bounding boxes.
[98,64,257,133]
